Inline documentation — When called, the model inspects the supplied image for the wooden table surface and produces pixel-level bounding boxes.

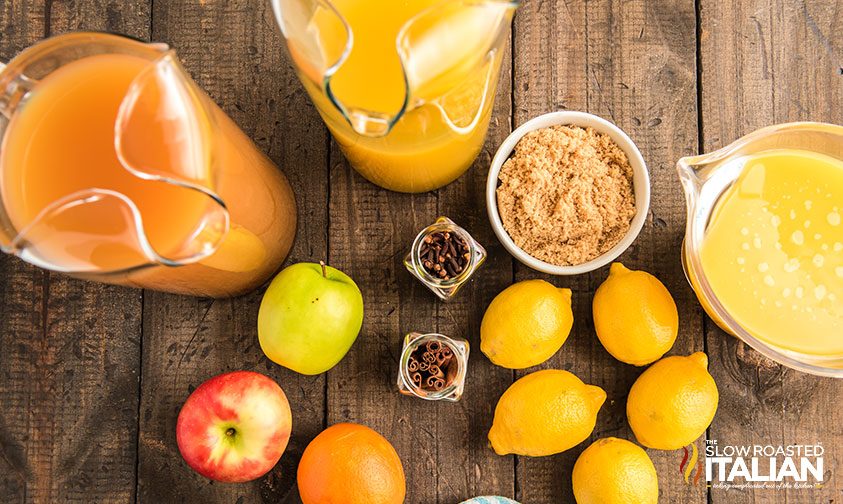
[1,1,841,503]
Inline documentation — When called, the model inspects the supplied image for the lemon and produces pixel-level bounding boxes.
[480,280,573,369]
[488,369,605,456]
[593,263,678,366]
[627,352,718,450]
[572,437,658,504]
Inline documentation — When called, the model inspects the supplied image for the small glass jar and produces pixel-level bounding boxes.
[404,216,487,301]
[397,332,469,402]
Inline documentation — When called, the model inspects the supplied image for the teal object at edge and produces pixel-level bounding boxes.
[459,497,520,504]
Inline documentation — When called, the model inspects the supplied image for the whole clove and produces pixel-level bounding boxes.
[419,230,470,282]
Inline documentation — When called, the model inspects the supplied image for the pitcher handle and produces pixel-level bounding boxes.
[272,0,517,138]
[394,0,516,135]
[430,49,496,136]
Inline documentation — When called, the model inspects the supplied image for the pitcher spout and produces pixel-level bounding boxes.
[676,154,705,199]
[0,38,168,120]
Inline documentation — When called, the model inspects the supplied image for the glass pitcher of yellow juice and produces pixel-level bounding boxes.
[0,33,297,298]
[678,123,843,376]
[271,0,518,193]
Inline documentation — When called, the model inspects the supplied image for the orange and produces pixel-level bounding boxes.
[298,423,406,504]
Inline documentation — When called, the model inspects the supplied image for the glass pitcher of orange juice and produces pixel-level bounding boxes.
[271,0,518,193]
[678,122,843,376]
[0,33,297,298]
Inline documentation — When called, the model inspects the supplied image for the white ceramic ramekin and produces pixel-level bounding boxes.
[486,111,650,275]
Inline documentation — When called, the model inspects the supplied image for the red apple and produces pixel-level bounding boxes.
[176,370,292,482]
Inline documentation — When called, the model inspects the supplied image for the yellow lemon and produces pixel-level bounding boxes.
[627,352,718,450]
[488,369,605,456]
[481,280,573,369]
[572,437,658,504]
[593,263,678,366]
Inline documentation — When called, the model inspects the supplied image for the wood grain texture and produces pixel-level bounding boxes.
[700,0,843,502]
[0,4,49,499]
[136,1,327,502]
[0,2,148,503]
[430,30,516,503]
[1,0,842,503]
[327,151,437,502]
[326,29,517,504]
[511,1,590,501]
[512,0,703,501]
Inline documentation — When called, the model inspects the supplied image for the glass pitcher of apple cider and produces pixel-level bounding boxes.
[0,33,297,298]
[271,0,518,193]
[678,123,843,377]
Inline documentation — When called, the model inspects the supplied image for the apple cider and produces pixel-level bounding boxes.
[0,37,296,297]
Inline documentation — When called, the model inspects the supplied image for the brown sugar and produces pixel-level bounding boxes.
[496,125,636,266]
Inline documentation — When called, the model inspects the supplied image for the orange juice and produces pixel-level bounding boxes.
[287,0,512,192]
[0,50,296,296]
[700,150,843,355]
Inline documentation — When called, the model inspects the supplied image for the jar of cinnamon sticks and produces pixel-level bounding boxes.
[397,332,469,402]
[403,216,487,301]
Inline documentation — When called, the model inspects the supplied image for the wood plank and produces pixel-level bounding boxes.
[326,28,517,504]
[136,1,328,502]
[511,1,589,499]
[432,29,516,503]
[0,1,149,502]
[512,0,703,502]
[699,0,843,501]
[326,118,440,502]
[0,3,49,499]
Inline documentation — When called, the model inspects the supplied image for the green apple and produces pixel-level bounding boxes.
[258,262,364,375]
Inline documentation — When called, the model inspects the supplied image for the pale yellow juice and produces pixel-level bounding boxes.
[700,150,843,356]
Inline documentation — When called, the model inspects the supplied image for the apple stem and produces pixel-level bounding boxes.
[225,428,236,437]
[320,260,327,278]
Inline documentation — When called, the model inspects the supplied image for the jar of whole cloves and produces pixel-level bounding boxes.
[397,332,469,402]
[403,216,487,301]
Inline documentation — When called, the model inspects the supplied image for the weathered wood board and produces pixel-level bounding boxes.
[0,0,840,502]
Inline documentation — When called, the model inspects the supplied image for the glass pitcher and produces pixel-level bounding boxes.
[678,122,843,376]
[0,33,297,298]
[271,0,518,193]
